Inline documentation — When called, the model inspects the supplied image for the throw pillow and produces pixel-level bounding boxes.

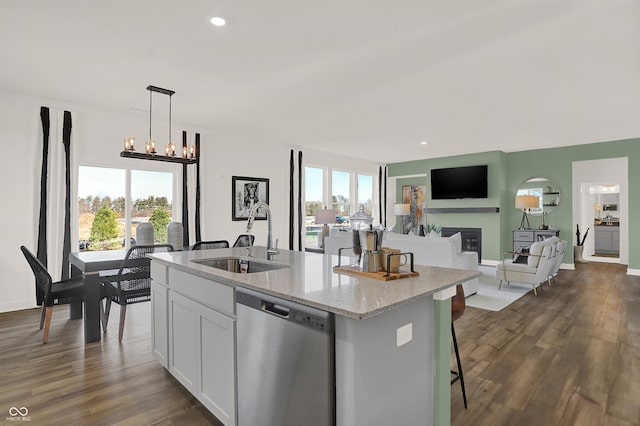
[448,232,462,254]
[528,242,543,267]
[514,247,529,264]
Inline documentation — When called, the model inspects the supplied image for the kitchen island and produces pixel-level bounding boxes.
[148,247,480,426]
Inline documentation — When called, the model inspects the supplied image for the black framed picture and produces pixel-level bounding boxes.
[232,176,269,221]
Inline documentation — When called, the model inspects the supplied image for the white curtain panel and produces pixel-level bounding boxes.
[186,161,198,245]
[43,108,70,282]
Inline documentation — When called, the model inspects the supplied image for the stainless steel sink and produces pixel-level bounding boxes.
[191,257,289,273]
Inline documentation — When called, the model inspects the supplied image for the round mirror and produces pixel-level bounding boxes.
[516,177,561,216]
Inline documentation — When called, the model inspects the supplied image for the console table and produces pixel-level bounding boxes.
[513,229,560,250]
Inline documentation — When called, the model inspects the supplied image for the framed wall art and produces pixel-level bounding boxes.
[402,185,427,233]
[232,176,269,221]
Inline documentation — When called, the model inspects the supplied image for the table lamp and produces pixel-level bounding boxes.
[315,207,336,249]
[515,195,539,229]
[394,203,411,234]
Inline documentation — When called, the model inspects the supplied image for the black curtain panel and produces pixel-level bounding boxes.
[194,133,202,242]
[37,107,50,269]
[384,166,388,227]
[60,111,72,280]
[36,107,50,304]
[182,131,190,248]
[298,151,303,251]
[289,149,294,250]
[378,167,383,225]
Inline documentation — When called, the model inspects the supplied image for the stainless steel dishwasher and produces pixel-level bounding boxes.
[236,287,334,426]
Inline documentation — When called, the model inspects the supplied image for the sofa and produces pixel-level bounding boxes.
[324,230,480,296]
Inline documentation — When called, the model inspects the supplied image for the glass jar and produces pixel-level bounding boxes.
[349,204,373,230]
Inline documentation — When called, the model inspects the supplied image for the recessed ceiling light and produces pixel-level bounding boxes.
[210,16,226,27]
[420,141,428,145]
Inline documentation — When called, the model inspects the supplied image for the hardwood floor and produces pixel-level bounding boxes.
[452,262,640,426]
[0,302,222,425]
[1,262,638,425]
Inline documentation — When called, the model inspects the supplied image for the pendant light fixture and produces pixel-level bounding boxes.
[121,85,197,164]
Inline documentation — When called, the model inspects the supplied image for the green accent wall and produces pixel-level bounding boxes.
[389,151,507,260]
[388,138,640,269]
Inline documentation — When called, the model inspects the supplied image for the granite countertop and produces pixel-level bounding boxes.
[149,247,480,319]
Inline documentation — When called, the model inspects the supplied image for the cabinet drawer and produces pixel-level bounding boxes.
[513,231,534,242]
[514,241,532,250]
[169,268,234,317]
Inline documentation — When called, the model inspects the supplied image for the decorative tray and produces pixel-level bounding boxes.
[334,248,418,281]
[332,265,419,281]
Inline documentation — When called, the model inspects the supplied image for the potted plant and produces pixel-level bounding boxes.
[426,223,442,237]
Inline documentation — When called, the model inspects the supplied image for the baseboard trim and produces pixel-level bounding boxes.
[627,268,640,276]
[0,300,37,314]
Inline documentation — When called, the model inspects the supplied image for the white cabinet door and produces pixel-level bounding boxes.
[168,290,197,392]
[151,280,169,367]
[197,303,236,426]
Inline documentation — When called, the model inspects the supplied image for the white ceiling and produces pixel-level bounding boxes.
[1,0,639,163]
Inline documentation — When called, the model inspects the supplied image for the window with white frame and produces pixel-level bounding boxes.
[331,170,351,218]
[304,165,376,249]
[77,165,174,251]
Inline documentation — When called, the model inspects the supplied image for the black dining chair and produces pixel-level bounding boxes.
[20,245,86,344]
[100,244,173,341]
[233,234,255,248]
[192,240,230,250]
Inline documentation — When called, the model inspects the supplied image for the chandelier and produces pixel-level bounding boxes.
[120,85,197,164]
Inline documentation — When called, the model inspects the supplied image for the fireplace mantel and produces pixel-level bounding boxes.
[425,207,499,214]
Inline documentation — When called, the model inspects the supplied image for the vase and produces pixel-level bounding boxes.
[136,222,154,245]
[574,245,587,263]
[167,222,184,250]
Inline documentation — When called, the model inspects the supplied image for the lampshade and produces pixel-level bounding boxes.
[515,195,539,210]
[394,203,411,216]
[315,208,336,225]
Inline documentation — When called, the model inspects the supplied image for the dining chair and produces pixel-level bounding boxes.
[20,245,86,344]
[100,244,173,341]
[233,234,255,248]
[192,240,230,250]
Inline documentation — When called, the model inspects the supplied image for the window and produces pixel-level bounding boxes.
[78,166,174,251]
[305,166,325,249]
[303,166,377,250]
[331,170,351,219]
[357,174,374,217]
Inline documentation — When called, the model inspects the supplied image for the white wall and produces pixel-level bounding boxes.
[0,90,380,312]
[0,92,41,312]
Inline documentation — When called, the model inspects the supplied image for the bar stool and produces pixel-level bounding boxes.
[451,283,468,409]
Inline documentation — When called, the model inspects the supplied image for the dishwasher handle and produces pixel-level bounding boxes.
[262,301,290,318]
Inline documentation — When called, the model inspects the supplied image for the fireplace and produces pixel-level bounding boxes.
[441,227,482,263]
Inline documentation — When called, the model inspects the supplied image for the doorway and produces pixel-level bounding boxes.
[572,158,628,265]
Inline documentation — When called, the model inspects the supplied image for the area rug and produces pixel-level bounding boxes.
[464,265,532,312]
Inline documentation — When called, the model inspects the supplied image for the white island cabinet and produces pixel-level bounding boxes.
[149,248,480,426]
[151,262,236,426]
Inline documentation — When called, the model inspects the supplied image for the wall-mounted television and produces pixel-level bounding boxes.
[430,165,488,199]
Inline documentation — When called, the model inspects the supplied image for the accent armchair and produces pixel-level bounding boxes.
[495,240,556,296]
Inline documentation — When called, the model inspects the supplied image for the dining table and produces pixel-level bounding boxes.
[69,249,127,343]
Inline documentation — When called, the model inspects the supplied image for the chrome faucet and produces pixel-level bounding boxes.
[246,202,279,260]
